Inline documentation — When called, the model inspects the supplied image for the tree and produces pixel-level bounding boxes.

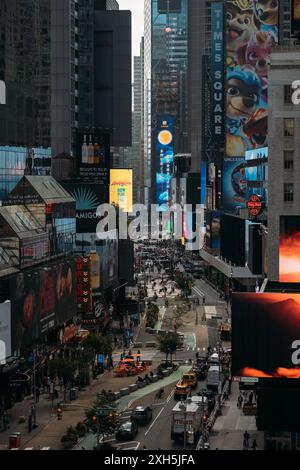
[83,334,112,356]
[85,390,119,446]
[48,358,77,401]
[163,304,188,332]
[157,332,181,363]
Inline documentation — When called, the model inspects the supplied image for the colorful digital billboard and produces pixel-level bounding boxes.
[109,169,133,213]
[279,216,300,283]
[211,2,225,148]
[155,115,175,211]
[222,158,247,210]
[225,0,278,158]
[232,293,300,379]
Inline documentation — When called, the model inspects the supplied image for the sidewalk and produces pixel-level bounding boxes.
[0,351,160,450]
[209,381,263,450]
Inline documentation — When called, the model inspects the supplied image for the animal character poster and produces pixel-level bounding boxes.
[226,0,278,157]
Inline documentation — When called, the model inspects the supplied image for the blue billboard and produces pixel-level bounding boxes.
[155,115,175,210]
[211,2,225,148]
[222,158,247,210]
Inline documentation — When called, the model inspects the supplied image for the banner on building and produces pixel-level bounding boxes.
[211,2,225,151]
[109,169,133,213]
[155,115,175,211]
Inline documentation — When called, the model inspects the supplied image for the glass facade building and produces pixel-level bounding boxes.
[144,0,188,204]
[0,146,51,200]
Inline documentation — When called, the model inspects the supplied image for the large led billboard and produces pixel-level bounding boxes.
[11,258,77,351]
[109,169,133,213]
[155,115,175,211]
[76,130,109,184]
[222,158,247,210]
[62,182,106,233]
[225,0,278,158]
[279,216,300,283]
[232,293,300,379]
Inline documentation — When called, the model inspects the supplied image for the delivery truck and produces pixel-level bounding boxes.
[171,400,202,444]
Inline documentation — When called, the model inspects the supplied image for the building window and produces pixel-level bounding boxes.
[284,150,294,169]
[284,85,293,104]
[284,118,294,136]
[284,183,294,202]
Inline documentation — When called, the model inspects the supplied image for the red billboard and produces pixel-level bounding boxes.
[11,258,77,351]
[232,293,300,379]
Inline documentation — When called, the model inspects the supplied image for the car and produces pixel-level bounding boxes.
[115,421,138,441]
[208,353,220,365]
[192,364,207,380]
[131,406,153,425]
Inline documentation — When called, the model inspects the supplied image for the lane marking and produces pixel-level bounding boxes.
[144,407,165,436]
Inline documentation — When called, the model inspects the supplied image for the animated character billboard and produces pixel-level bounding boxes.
[226,0,278,157]
[279,216,300,283]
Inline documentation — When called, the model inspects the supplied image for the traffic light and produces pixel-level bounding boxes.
[57,408,62,420]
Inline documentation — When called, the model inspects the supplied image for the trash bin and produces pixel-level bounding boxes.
[69,388,77,401]
[9,432,21,450]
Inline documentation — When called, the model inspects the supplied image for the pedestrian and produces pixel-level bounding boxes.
[248,391,254,405]
[243,431,250,449]
[237,394,243,408]
[142,446,147,450]
[137,349,141,362]
[202,296,205,305]
[114,336,118,347]
[35,386,40,403]
[196,352,199,360]
[3,411,9,431]
[128,349,132,356]
[47,376,51,393]
[252,439,257,450]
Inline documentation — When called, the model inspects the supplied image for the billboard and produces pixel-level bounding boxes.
[279,216,300,283]
[155,115,175,210]
[62,182,106,233]
[222,158,247,210]
[76,256,92,312]
[225,0,278,158]
[232,293,300,379]
[11,258,76,351]
[76,131,109,184]
[211,2,225,148]
[109,169,133,213]
[220,213,245,266]
[98,230,119,290]
[0,301,11,361]
[292,0,300,35]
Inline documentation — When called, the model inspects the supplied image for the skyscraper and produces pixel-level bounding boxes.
[144,0,188,206]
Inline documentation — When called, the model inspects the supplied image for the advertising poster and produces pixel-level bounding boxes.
[293,0,300,35]
[155,115,175,210]
[225,0,278,157]
[232,293,300,379]
[211,2,225,149]
[76,131,109,184]
[62,182,106,234]
[11,259,77,351]
[279,216,300,283]
[222,158,247,210]
[109,169,133,213]
[245,146,268,201]
[211,211,221,250]
[97,230,118,290]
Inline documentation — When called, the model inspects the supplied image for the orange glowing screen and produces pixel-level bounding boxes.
[232,293,300,379]
[279,216,300,283]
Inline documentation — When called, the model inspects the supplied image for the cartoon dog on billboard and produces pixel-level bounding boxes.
[253,0,278,27]
[226,0,257,65]
[226,66,261,156]
[237,30,275,103]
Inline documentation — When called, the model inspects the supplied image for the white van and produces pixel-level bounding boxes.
[206,365,221,390]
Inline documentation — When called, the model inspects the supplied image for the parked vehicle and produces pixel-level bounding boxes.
[196,389,216,412]
[131,406,153,425]
[206,366,223,390]
[208,353,220,365]
[171,401,202,444]
[192,364,207,381]
[115,421,138,441]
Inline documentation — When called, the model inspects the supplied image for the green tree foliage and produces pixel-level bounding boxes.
[157,331,181,362]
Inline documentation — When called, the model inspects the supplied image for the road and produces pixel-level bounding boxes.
[192,279,225,306]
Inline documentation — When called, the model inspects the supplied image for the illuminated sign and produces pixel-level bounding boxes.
[76,256,92,312]
[109,169,133,213]
[211,2,225,148]
[0,80,6,105]
[156,115,175,211]
[279,216,300,283]
[225,0,278,158]
[247,194,263,217]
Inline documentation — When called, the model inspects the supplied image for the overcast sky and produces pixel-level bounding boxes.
[117,0,144,58]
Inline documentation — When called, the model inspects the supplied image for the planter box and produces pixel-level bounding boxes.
[137,381,146,388]
[133,342,143,348]
[145,341,157,348]
[151,375,158,382]
[120,388,129,396]
[162,370,169,377]
[113,392,121,400]
[128,384,138,393]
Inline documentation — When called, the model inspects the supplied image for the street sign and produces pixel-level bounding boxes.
[240,377,259,383]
